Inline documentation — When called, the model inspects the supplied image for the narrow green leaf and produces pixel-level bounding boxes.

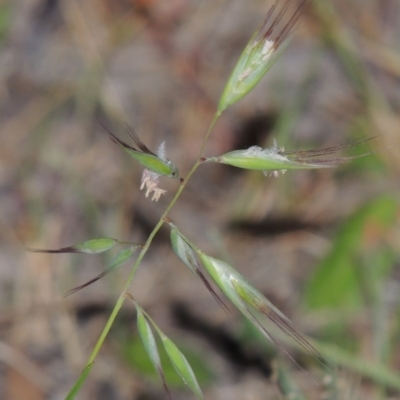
[304,196,398,310]
[137,309,171,399]
[64,362,94,400]
[314,340,400,391]
[0,4,12,42]
[161,334,203,400]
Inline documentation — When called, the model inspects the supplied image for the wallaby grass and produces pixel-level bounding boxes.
[0,1,400,399]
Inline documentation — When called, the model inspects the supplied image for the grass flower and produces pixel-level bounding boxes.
[140,169,167,201]
[218,0,309,113]
[205,137,376,176]
[196,251,324,366]
[169,225,326,368]
[129,297,204,400]
[169,222,228,311]
[27,237,120,254]
[102,124,179,201]
[102,123,180,179]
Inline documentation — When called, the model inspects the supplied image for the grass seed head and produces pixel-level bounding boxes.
[218,0,309,113]
[196,250,326,365]
[102,123,180,181]
[170,226,229,311]
[27,237,119,254]
[205,137,377,175]
[206,144,335,173]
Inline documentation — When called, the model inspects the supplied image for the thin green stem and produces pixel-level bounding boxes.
[199,111,221,158]
[69,112,221,397]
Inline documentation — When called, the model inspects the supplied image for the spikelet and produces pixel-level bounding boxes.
[218,0,309,113]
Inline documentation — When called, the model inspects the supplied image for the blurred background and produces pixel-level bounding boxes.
[0,0,399,399]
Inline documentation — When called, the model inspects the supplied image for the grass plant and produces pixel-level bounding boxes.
[22,1,399,399]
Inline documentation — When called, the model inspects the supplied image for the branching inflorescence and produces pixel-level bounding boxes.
[29,1,377,399]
